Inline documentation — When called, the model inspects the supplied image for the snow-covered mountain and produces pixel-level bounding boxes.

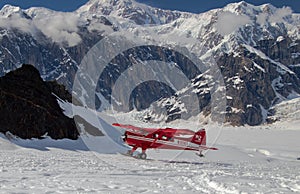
[0,0,299,126]
[77,0,182,25]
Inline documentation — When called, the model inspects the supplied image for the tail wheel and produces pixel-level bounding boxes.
[196,151,205,157]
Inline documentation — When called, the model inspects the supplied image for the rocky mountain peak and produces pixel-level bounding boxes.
[260,3,277,14]
[224,1,251,11]
[4,64,43,86]
[0,4,30,19]
[223,1,277,15]
[77,0,181,25]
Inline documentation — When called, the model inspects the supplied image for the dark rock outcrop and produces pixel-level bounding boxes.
[217,39,300,126]
[0,64,79,139]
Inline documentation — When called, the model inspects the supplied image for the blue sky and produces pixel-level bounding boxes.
[0,0,299,13]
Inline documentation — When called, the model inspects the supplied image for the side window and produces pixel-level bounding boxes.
[195,135,202,141]
[153,134,159,138]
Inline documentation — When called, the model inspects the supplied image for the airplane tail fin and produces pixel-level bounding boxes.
[191,129,206,145]
[192,129,218,151]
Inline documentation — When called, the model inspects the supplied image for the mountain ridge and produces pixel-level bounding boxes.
[0,0,299,126]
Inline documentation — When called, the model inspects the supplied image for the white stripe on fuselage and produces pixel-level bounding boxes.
[127,135,200,150]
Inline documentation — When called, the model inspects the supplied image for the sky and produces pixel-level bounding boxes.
[0,0,299,13]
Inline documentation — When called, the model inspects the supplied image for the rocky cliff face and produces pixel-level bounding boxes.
[0,64,79,139]
[218,39,300,125]
[0,0,299,126]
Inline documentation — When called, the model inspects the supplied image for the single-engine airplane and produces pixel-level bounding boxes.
[112,123,218,159]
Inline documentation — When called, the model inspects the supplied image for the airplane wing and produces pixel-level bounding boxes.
[164,128,195,136]
[113,123,197,136]
[188,145,218,152]
[112,123,158,135]
[199,145,218,150]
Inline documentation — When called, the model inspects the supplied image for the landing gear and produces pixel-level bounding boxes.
[196,151,205,157]
[125,147,147,159]
[127,147,137,156]
[136,148,147,159]
[198,153,205,157]
[137,153,147,159]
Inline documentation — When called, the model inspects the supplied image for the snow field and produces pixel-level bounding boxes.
[0,122,299,194]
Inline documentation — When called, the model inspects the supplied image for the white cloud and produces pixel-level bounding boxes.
[0,15,34,33]
[256,13,268,26]
[256,6,293,26]
[87,21,114,35]
[216,12,251,36]
[33,13,82,47]
[269,6,292,23]
[0,12,82,47]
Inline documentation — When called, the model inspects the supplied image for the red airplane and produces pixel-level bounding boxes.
[112,123,217,159]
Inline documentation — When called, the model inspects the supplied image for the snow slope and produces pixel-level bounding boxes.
[0,100,299,193]
[0,126,299,193]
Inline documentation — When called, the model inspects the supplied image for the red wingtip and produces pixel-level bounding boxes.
[112,123,121,127]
